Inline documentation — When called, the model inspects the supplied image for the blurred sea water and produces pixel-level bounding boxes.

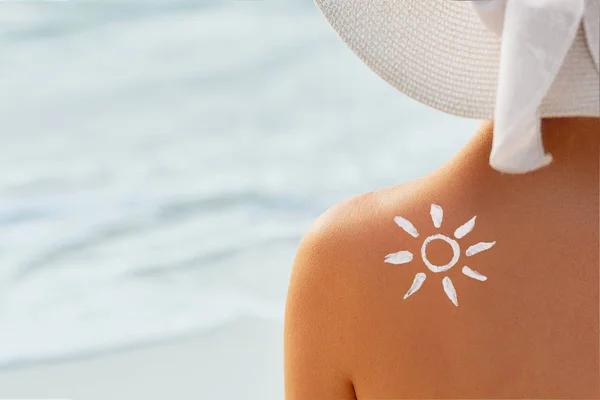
[0,1,476,367]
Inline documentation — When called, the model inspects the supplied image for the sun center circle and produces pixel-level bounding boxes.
[421,234,460,273]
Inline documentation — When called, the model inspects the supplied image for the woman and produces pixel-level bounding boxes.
[284,0,599,398]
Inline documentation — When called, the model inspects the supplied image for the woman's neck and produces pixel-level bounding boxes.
[441,118,599,188]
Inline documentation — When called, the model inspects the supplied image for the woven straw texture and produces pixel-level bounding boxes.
[315,0,599,119]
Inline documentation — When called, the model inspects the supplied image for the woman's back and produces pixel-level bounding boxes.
[284,119,599,398]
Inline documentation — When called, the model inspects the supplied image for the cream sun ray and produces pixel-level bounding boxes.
[393,216,419,238]
[462,266,487,281]
[466,241,496,257]
[384,250,414,265]
[442,276,458,306]
[430,204,443,228]
[454,216,476,239]
[404,272,426,299]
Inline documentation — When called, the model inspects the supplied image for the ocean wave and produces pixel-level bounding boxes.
[0,2,475,368]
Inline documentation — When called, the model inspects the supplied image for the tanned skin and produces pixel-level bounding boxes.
[284,118,599,399]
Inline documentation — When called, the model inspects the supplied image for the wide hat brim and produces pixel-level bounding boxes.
[315,0,599,120]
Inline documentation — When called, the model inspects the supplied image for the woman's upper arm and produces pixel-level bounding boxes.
[284,209,358,400]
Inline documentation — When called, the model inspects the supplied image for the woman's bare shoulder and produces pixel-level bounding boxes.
[291,185,416,279]
[286,189,395,324]
[284,185,419,399]
[286,175,599,398]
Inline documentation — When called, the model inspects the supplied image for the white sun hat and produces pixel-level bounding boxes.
[315,0,600,173]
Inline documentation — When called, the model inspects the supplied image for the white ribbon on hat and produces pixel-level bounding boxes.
[472,0,597,173]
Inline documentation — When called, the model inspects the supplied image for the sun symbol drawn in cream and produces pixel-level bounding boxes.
[384,204,495,307]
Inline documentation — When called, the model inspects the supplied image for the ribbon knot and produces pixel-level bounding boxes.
[472,0,599,173]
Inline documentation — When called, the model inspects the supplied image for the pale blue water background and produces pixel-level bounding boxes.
[0,1,476,368]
